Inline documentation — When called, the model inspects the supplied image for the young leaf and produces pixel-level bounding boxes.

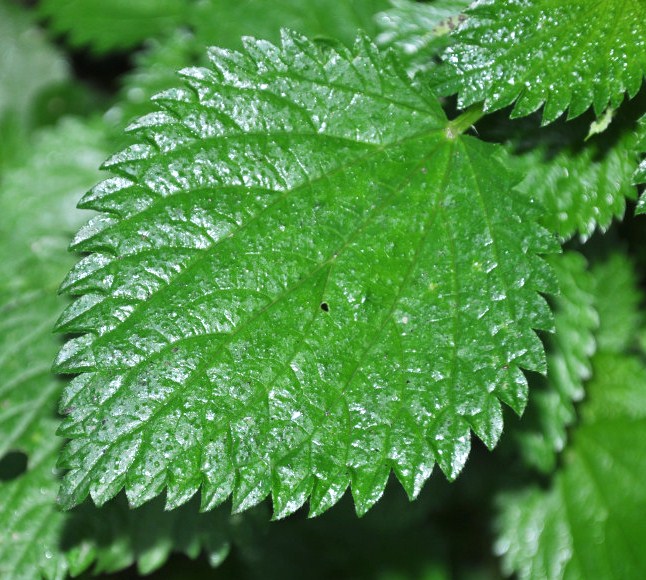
[515,252,596,473]
[496,353,646,579]
[38,0,189,53]
[430,0,646,124]
[55,32,558,518]
[375,0,471,74]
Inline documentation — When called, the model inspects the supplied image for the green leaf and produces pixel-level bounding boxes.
[512,127,641,240]
[515,252,596,473]
[496,352,646,579]
[113,0,389,128]
[430,0,646,124]
[56,32,558,518]
[191,0,389,50]
[0,1,69,171]
[39,0,189,53]
[633,115,646,214]
[0,118,103,580]
[39,0,388,55]
[0,118,242,578]
[375,0,471,74]
[591,253,642,354]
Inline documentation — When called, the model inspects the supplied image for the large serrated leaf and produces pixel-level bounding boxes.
[431,0,646,124]
[55,32,558,518]
[496,352,646,579]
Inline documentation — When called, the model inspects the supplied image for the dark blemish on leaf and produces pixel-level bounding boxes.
[320,302,329,312]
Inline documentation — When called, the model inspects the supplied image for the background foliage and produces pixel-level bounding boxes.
[1,0,646,578]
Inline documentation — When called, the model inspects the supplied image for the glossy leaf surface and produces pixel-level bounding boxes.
[55,32,558,517]
[431,0,646,123]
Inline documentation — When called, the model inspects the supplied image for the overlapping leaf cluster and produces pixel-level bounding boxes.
[2,0,646,578]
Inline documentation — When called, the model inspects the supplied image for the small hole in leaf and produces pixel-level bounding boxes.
[0,451,28,482]
[320,302,329,312]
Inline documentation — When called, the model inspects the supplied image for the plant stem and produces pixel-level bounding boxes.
[445,103,486,139]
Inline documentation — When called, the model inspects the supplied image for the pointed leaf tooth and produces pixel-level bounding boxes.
[231,467,271,515]
[101,143,155,176]
[89,437,141,508]
[53,335,96,374]
[126,470,167,509]
[389,421,434,501]
[200,472,234,513]
[429,416,471,481]
[79,176,135,209]
[271,468,314,520]
[308,474,349,518]
[151,86,194,105]
[59,253,115,295]
[125,111,178,133]
[55,293,106,333]
[70,214,118,252]
[350,464,390,517]
[465,396,504,450]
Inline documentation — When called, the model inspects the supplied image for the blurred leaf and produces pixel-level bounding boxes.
[497,352,646,579]
[592,253,642,354]
[375,0,471,74]
[512,128,641,241]
[0,1,69,171]
[38,0,189,53]
[515,252,596,473]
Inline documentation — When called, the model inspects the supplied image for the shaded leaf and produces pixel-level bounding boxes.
[497,352,646,579]
[591,253,642,354]
[512,127,641,240]
[0,1,69,171]
[515,252,596,473]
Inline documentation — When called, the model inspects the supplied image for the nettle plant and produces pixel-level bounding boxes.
[3,0,646,578]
